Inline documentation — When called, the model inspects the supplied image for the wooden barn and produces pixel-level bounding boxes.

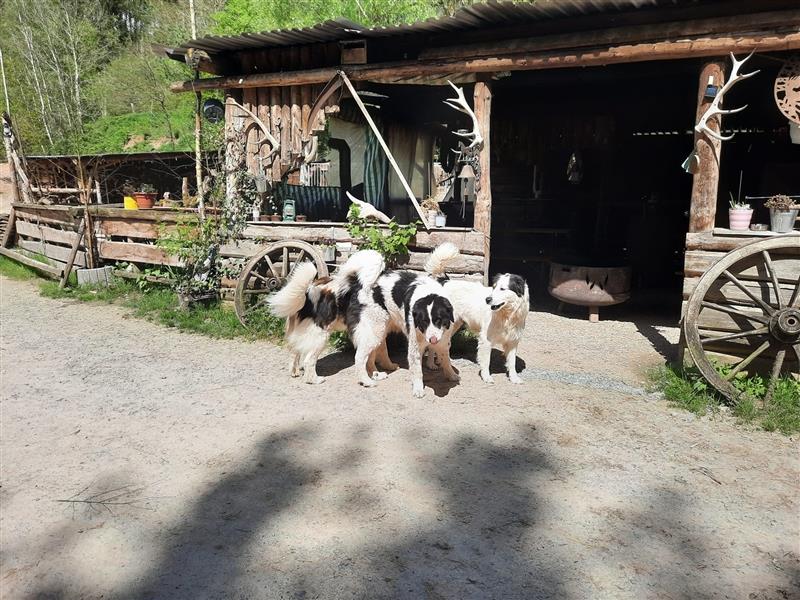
[165,0,800,321]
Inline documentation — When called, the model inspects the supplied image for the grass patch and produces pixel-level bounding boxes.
[649,363,800,435]
[2,263,285,343]
[0,255,40,280]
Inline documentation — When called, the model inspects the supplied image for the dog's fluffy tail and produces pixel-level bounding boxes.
[424,242,460,276]
[334,249,385,290]
[268,261,317,318]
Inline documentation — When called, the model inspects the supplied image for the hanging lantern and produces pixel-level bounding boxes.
[202,98,225,123]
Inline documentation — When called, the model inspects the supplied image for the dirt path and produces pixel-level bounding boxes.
[1,277,798,600]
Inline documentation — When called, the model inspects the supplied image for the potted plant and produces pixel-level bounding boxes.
[728,196,753,231]
[421,196,440,226]
[133,184,157,209]
[764,194,800,233]
[296,214,308,222]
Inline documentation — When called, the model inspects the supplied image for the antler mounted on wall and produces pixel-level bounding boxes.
[225,97,281,163]
[682,52,759,173]
[694,52,759,142]
[443,81,484,149]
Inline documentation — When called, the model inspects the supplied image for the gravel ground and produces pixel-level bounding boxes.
[1,276,798,600]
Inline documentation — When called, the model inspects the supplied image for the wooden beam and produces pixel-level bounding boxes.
[473,80,492,284]
[689,60,726,233]
[15,220,81,245]
[171,31,800,93]
[59,219,86,289]
[97,240,183,266]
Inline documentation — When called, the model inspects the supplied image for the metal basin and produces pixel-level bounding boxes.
[548,262,631,320]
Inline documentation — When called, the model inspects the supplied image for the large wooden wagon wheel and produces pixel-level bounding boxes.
[684,237,800,400]
[234,240,328,328]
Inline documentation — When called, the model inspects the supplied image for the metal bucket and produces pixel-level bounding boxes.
[769,208,799,233]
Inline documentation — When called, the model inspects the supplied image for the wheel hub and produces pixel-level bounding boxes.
[770,307,800,344]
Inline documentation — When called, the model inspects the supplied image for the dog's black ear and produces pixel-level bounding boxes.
[314,290,338,327]
[432,297,455,329]
[491,273,502,286]
[508,274,527,298]
[412,299,431,333]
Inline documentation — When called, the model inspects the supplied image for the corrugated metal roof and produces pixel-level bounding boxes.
[176,0,686,54]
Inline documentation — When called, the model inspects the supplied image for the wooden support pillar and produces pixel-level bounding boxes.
[689,60,726,233]
[473,80,492,283]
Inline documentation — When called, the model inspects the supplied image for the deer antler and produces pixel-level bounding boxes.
[444,81,483,149]
[225,97,280,160]
[694,52,759,142]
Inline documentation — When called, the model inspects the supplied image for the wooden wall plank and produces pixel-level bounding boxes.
[98,241,182,266]
[684,249,800,280]
[240,224,485,254]
[15,220,81,246]
[17,239,86,267]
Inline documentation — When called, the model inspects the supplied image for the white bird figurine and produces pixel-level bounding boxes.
[346,191,392,224]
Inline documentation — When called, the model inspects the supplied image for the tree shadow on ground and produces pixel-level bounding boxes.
[608,486,800,599]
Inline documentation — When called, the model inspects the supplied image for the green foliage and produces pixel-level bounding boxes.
[648,363,800,435]
[156,217,223,295]
[346,204,418,265]
[211,0,437,34]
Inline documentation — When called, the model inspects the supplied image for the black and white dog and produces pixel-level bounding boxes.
[427,273,530,384]
[268,249,391,385]
[270,244,460,397]
[360,242,461,398]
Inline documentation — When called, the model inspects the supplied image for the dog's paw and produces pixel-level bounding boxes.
[412,382,426,398]
[480,372,495,384]
[445,371,460,383]
[359,378,377,388]
[509,374,523,384]
[372,371,389,381]
[305,375,326,385]
[427,362,441,371]
[383,361,400,372]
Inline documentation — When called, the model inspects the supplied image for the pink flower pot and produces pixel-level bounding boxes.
[728,208,753,231]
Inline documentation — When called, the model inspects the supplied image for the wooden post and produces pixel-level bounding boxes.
[473,80,492,283]
[59,219,86,288]
[689,60,726,233]
[76,159,96,269]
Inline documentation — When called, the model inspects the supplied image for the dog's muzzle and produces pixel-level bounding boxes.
[429,335,439,345]
[490,302,505,311]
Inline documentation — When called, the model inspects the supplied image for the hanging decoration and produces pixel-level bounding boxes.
[774,55,800,126]
[682,52,759,173]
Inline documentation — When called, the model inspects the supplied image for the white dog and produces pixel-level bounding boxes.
[428,273,529,384]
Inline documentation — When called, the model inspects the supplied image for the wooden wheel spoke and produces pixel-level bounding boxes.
[249,270,271,285]
[764,348,787,404]
[701,301,768,324]
[242,288,272,295]
[700,326,769,345]
[789,275,800,309]
[722,270,775,315]
[761,250,784,309]
[282,247,289,277]
[288,250,307,277]
[263,255,280,279]
[724,340,771,380]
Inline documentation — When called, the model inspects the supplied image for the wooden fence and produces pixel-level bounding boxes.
[1,204,487,290]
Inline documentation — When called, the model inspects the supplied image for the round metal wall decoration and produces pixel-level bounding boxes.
[202,98,225,123]
[774,55,800,125]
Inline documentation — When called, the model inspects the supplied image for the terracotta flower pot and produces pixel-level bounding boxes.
[728,208,753,231]
[296,215,307,222]
[133,192,157,209]
[269,214,281,222]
